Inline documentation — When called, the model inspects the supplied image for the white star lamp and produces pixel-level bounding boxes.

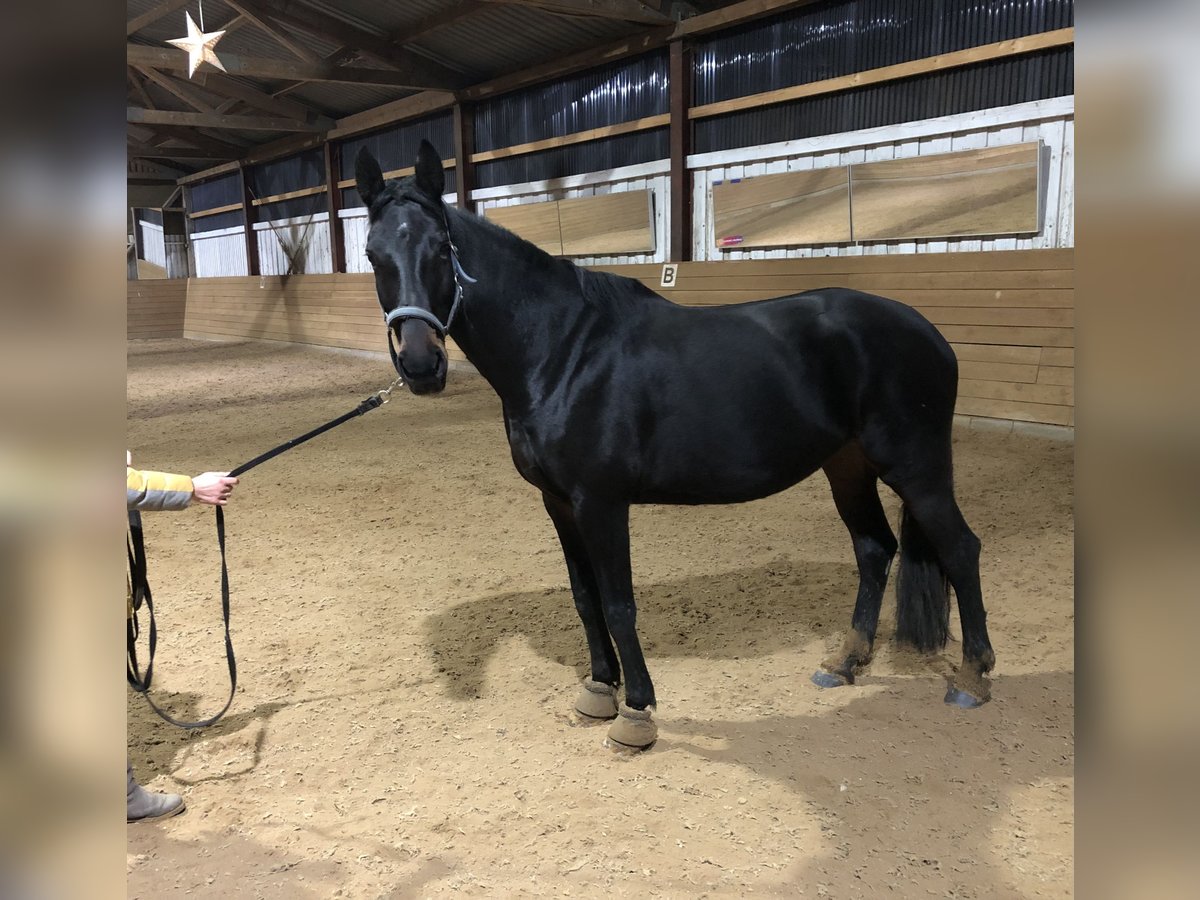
[166,12,227,78]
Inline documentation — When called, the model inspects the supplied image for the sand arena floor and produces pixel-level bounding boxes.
[127,338,1073,899]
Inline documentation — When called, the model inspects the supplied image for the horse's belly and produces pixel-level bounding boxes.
[635,427,841,505]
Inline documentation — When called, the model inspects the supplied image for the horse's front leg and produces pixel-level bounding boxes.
[541,492,621,722]
[572,497,658,752]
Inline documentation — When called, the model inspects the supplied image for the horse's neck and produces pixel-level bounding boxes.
[448,210,588,407]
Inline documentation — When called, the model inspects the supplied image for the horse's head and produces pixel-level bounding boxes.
[356,140,461,396]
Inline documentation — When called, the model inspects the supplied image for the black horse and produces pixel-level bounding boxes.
[356,141,994,751]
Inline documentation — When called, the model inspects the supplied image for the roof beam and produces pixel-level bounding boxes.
[127,42,452,89]
[126,0,192,37]
[480,0,672,26]
[139,125,249,157]
[191,71,333,125]
[129,142,234,160]
[127,70,156,109]
[222,0,321,64]
[134,66,216,113]
[242,0,466,87]
[128,107,324,132]
[672,0,821,37]
[396,1,489,42]
[460,26,673,100]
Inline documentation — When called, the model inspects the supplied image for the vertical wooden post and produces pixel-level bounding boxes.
[238,163,260,276]
[453,102,476,213]
[669,40,693,263]
[130,208,143,279]
[181,185,196,279]
[324,140,346,273]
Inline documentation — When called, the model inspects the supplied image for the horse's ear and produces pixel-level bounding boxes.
[355,148,385,207]
[414,140,444,200]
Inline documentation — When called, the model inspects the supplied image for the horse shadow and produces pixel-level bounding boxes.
[653,669,1075,896]
[424,557,886,702]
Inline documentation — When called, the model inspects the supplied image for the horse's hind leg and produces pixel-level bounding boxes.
[885,471,995,708]
[812,443,898,689]
[542,493,620,722]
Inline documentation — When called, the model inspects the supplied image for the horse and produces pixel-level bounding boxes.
[355,140,995,751]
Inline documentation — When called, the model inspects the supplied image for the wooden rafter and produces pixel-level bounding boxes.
[479,0,672,26]
[396,1,489,42]
[193,71,332,125]
[460,26,672,100]
[272,47,357,99]
[672,0,821,38]
[129,142,234,160]
[223,0,321,64]
[127,70,156,110]
[134,66,216,113]
[125,0,192,37]
[241,0,466,87]
[126,43,454,89]
[135,124,250,158]
[128,107,324,132]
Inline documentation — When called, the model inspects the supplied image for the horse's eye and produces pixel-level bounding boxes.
[438,242,451,258]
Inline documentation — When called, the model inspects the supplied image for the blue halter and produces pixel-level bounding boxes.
[384,248,476,337]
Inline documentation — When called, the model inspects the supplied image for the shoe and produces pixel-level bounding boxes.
[127,760,185,822]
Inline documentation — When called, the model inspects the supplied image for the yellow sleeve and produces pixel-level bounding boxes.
[127,467,194,511]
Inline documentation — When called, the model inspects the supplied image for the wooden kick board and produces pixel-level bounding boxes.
[484,202,563,255]
[850,142,1042,241]
[486,191,655,257]
[559,191,655,255]
[712,167,852,249]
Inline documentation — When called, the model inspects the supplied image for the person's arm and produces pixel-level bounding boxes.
[127,468,193,511]
[127,468,238,510]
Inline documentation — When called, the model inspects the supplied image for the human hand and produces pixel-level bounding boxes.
[192,472,238,506]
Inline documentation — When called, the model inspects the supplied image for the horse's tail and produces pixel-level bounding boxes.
[894,504,951,651]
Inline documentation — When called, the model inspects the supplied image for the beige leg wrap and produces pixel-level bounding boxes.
[573,679,619,721]
[605,702,657,751]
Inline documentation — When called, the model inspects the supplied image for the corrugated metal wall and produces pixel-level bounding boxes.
[187,172,242,234]
[249,149,326,221]
[695,0,1074,105]
[338,112,457,208]
[474,52,669,188]
[693,0,1073,153]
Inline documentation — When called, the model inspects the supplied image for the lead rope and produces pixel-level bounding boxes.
[127,377,403,728]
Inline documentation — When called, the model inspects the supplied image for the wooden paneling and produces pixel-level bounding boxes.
[712,168,851,249]
[851,143,1041,241]
[128,279,187,339]
[558,191,655,256]
[590,248,1073,428]
[485,191,657,257]
[484,202,562,254]
[170,248,1073,429]
[136,259,168,280]
[181,275,469,363]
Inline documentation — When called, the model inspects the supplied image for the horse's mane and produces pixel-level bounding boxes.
[446,194,668,315]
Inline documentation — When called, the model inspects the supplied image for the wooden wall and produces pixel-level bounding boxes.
[169,247,1072,428]
[128,279,187,339]
[594,248,1074,427]
[183,275,384,353]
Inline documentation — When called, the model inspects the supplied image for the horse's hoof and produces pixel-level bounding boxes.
[944,685,988,709]
[604,703,657,752]
[573,679,619,723]
[811,668,852,689]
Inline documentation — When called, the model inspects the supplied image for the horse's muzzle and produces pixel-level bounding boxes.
[397,319,448,394]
